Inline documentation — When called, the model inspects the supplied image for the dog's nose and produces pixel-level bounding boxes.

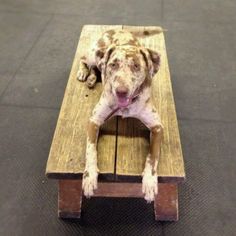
[116,86,129,97]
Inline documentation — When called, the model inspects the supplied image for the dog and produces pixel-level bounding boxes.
[77,28,163,202]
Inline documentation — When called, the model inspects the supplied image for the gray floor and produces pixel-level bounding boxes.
[0,0,235,235]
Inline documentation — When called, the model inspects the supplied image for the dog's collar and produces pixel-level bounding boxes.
[104,83,144,121]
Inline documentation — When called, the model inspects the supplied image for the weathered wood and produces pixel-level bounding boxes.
[46,26,122,178]
[58,180,82,219]
[94,182,143,197]
[154,183,178,221]
[116,25,185,182]
[46,25,185,183]
[58,180,178,221]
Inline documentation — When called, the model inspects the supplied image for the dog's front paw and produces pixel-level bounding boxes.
[82,167,98,198]
[86,74,97,88]
[82,168,98,198]
[77,66,89,82]
[142,172,158,203]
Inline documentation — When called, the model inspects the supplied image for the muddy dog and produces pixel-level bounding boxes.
[77,28,163,202]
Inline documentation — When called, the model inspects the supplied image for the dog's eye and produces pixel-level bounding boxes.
[110,62,119,70]
[133,63,140,71]
[110,62,119,69]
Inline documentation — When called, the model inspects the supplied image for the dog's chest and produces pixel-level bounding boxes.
[115,101,143,118]
[117,108,131,118]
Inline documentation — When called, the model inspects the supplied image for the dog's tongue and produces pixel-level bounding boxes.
[117,97,130,108]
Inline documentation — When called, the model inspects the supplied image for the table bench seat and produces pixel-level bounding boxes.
[46,25,185,221]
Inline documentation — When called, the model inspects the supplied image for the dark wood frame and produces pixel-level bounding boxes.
[46,25,186,222]
[58,180,178,221]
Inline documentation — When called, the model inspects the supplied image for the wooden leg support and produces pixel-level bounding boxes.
[154,183,178,221]
[58,180,82,219]
[58,180,178,221]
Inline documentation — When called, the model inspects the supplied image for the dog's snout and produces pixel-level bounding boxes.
[116,86,129,97]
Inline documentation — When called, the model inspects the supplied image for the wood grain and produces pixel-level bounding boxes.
[46,25,185,183]
[58,180,82,219]
[46,25,122,178]
[116,25,185,182]
[58,180,178,221]
[154,183,178,221]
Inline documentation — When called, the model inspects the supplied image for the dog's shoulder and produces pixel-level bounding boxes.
[96,29,140,49]
[111,30,140,47]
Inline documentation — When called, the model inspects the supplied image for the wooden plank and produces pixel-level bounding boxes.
[58,180,82,219]
[46,25,185,182]
[116,26,185,182]
[58,180,178,221]
[94,181,143,197]
[116,117,149,177]
[46,25,122,179]
[154,183,178,221]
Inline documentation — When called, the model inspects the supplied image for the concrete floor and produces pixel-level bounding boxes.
[0,0,235,235]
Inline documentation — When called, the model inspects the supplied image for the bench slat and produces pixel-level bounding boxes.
[46,25,185,183]
[116,26,185,182]
[46,25,122,178]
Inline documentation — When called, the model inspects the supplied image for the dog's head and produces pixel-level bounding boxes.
[97,45,160,107]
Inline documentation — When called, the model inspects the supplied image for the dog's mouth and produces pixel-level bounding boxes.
[114,84,141,108]
[117,96,130,108]
[115,87,141,108]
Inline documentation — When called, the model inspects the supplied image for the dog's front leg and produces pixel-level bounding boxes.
[82,120,100,198]
[136,105,163,202]
[77,60,90,82]
[142,124,163,202]
[82,96,115,197]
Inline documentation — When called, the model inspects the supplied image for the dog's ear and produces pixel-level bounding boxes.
[148,48,161,75]
[140,48,161,77]
[97,45,116,72]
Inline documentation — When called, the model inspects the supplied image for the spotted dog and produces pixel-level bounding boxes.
[77,29,163,202]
